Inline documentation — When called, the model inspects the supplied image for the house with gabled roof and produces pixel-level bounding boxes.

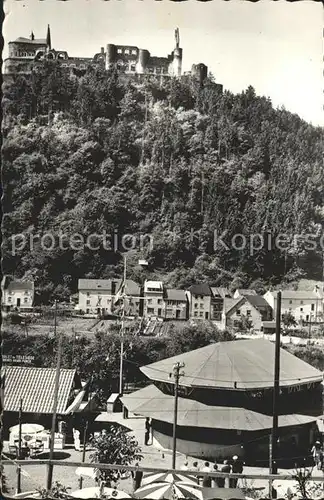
[144,280,164,318]
[263,289,323,324]
[1,275,34,311]
[225,294,273,331]
[186,283,213,320]
[77,278,140,316]
[164,289,188,320]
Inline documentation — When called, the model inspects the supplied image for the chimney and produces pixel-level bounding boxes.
[30,31,35,41]
[101,47,105,54]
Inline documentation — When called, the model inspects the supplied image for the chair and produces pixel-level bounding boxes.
[9,444,17,455]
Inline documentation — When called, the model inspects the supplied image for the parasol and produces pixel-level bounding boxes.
[142,472,197,486]
[134,481,204,499]
[75,467,99,479]
[70,487,131,499]
[10,424,44,434]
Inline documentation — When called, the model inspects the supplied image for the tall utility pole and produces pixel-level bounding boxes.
[270,291,281,477]
[16,398,23,494]
[171,362,185,469]
[119,255,127,396]
[47,301,63,491]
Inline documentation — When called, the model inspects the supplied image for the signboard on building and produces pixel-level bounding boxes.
[3,355,35,365]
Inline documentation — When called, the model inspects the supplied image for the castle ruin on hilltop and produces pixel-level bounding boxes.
[4,25,222,89]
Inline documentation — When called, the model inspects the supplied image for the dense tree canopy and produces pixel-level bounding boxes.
[2,63,323,302]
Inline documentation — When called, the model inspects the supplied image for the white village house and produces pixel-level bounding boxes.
[1,276,34,311]
[77,278,140,316]
[263,289,323,324]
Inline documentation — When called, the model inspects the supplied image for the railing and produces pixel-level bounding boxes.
[3,459,324,482]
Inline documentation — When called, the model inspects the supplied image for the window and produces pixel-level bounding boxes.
[86,309,89,314]
[124,49,130,55]
[233,320,240,328]
[87,292,90,296]
[300,308,303,312]
[200,296,204,300]
[24,291,29,295]
[147,299,152,304]
[300,300,304,305]
[131,49,137,55]
[117,48,122,54]
[130,64,136,72]
[157,299,162,305]
[24,297,28,303]
[246,310,251,316]
[147,307,154,314]
[86,299,90,305]
[194,303,198,308]
[289,300,292,304]
[311,304,315,311]
[199,311,203,317]
[194,311,198,317]
[200,304,204,309]
[8,296,12,302]
[236,309,241,316]
[195,295,198,300]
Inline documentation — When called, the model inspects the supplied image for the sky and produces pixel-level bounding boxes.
[3,0,323,126]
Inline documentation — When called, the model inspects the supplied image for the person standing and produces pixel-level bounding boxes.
[219,460,231,488]
[201,462,212,487]
[211,463,218,488]
[181,461,189,471]
[311,441,323,470]
[229,455,244,488]
[131,463,143,492]
[191,461,200,484]
[144,418,151,446]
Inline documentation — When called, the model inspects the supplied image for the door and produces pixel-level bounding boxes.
[205,311,209,319]
[17,298,21,307]
[176,310,180,319]
[158,308,162,317]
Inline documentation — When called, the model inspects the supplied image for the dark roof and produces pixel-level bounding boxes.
[122,385,317,431]
[224,297,243,313]
[13,37,48,45]
[78,279,112,291]
[236,289,257,296]
[165,289,187,301]
[140,338,322,390]
[244,295,272,310]
[1,277,34,291]
[188,284,212,296]
[211,287,232,298]
[2,366,77,414]
[113,279,140,296]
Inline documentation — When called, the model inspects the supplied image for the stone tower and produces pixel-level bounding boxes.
[172,28,182,77]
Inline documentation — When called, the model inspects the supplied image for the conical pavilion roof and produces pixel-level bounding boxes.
[121,385,317,431]
[140,338,322,390]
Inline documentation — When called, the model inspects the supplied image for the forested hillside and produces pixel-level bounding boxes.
[2,62,324,303]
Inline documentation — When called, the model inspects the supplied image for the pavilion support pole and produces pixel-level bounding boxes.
[270,291,281,478]
[16,398,23,494]
[171,362,185,470]
[46,315,63,492]
[79,420,88,489]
